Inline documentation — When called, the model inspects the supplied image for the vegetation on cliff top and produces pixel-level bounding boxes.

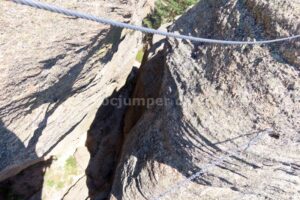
[143,0,198,29]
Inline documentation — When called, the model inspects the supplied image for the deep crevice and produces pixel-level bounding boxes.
[85,67,139,200]
[85,39,166,199]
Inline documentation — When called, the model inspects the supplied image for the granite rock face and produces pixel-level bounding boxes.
[1,0,300,199]
[0,0,153,198]
[110,0,300,199]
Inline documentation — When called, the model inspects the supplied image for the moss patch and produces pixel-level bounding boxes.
[136,49,145,63]
[65,156,78,175]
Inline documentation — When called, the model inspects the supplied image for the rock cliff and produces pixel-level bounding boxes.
[0,0,299,200]
[110,0,300,199]
[0,0,153,199]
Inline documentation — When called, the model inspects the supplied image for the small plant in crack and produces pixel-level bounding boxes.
[136,49,145,63]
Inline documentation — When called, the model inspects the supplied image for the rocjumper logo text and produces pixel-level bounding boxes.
[102,97,182,108]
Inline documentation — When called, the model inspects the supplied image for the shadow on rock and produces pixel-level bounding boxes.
[108,43,265,199]
[85,67,138,200]
[0,27,124,200]
[0,119,54,200]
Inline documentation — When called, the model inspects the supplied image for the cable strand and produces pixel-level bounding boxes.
[9,0,300,45]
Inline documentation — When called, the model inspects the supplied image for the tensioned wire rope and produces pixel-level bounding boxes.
[5,0,299,199]
[8,0,300,45]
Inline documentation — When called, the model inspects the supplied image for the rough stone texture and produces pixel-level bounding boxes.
[85,67,138,200]
[0,0,153,198]
[110,0,300,199]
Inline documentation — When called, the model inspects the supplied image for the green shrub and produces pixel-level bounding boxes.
[143,0,198,29]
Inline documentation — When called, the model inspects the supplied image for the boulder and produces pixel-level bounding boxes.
[110,0,300,199]
[0,0,153,198]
